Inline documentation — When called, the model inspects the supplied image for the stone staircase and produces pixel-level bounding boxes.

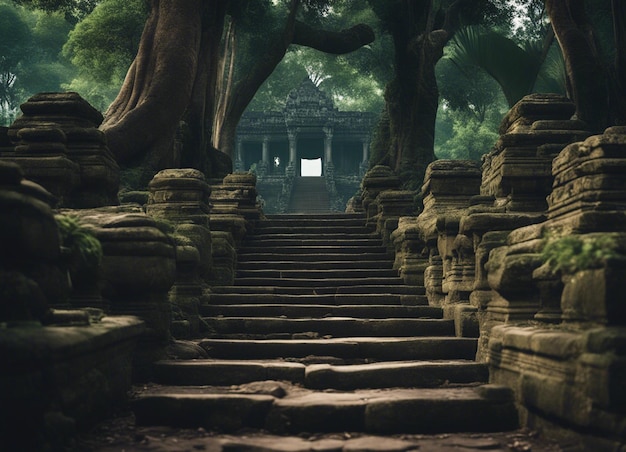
[132,213,518,435]
[287,177,331,213]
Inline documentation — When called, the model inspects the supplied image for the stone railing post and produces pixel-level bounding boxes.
[360,165,401,228]
[146,169,212,338]
[413,160,481,313]
[375,190,416,249]
[69,205,177,380]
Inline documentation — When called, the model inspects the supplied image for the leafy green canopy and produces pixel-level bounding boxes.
[13,0,97,23]
[63,0,147,85]
[1,0,76,124]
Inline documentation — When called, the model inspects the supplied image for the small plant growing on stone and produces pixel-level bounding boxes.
[55,215,103,284]
[541,233,620,274]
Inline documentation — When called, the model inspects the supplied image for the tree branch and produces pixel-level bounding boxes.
[292,21,375,54]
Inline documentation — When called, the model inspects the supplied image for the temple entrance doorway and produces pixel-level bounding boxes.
[300,158,322,177]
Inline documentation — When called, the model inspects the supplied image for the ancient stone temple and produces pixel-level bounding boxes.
[236,78,377,213]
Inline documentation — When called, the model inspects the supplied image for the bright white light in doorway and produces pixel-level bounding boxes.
[301,158,322,177]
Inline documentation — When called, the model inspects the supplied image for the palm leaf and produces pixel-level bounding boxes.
[446,26,545,106]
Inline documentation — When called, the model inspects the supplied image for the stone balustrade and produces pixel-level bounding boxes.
[482,122,625,446]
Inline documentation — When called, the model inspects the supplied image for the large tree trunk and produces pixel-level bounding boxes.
[545,0,609,132]
[101,0,204,173]
[386,29,447,190]
[373,0,454,190]
[213,1,299,158]
[611,0,626,125]
[181,1,229,176]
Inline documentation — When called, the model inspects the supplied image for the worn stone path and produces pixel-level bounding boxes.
[96,213,577,451]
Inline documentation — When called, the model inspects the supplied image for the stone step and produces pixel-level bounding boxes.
[132,384,518,434]
[154,359,306,386]
[249,232,378,241]
[201,304,441,319]
[305,360,489,390]
[205,293,428,306]
[258,219,368,228]
[250,226,374,235]
[152,359,487,388]
[203,317,455,338]
[236,269,399,280]
[237,260,394,270]
[258,212,366,225]
[209,285,426,295]
[197,336,478,360]
[238,245,388,255]
[243,237,384,247]
[234,276,407,287]
[237,252,392,262]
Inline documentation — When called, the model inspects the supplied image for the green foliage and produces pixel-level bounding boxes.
[435,109,499,161]
[437,57,504,122]
[62,0,147,109]
[0,1,33,123]
[13,0,98,23]
[246,2,386,115]
[445,24,567,108]
[1,1,78,125]
[541,233,620,274]
[447,25,545,107]
[55,214,103,273]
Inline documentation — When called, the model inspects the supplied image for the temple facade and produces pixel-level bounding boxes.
[235,78,378,213]
[236,78,376,177]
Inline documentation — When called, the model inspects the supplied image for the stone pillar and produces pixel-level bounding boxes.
[262,136,270,164]
[235,137,244,172]
[360,138,370,177]
[287,129,298,175]
[257,136,270,177]
[361,138,369,163]
[323,126,333,172]
[288,129,297,164]
[414,160,482,318]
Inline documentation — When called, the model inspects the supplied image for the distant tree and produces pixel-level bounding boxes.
[0,2,32,124]
[13,0,97,23]
[435,107,501,161]
[62,0,147,110]
[436,57,504,122]
[435,56,506,162]
[1,1,77,125]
